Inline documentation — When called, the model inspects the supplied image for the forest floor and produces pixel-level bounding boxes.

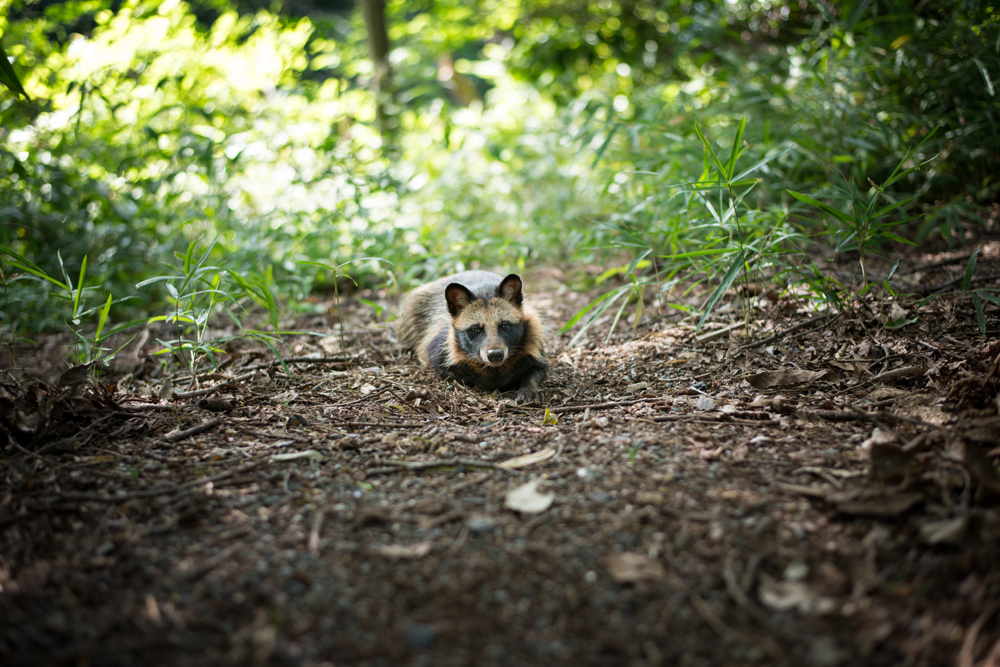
[2,245,1000,667]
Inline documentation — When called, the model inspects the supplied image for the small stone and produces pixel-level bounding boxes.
[695,395,716,411]
[467,516,498,533]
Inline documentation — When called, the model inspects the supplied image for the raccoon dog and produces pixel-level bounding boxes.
[397,271,548,404]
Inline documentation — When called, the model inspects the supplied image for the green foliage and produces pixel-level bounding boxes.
[0,0,996,350]
[138,238,284,382]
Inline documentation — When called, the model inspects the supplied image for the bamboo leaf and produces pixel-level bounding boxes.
[95,293,113,341]
[726,115,746,181]
[696,250,747,332]
[963,246,980,291]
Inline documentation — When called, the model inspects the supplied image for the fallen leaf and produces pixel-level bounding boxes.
[541,408,559,426]
[498,447,556,469]
[607,552,665,584]
[57,364,92,389]
[746,369,841,390]
[504,480,554,514]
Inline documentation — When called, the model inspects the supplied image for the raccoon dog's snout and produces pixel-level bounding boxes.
[486,348,506,364]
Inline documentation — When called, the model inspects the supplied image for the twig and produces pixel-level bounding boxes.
[323,385,391,407]
[739,314,836,351]
[791,466,846,489]
[36,459,265,504]
[695,322,744,344]
[308,508,325,555]
[368,458,513,475]
[327,419,432,428]
[238,354,363,372]
[451,471,492,492]
[920,273,1000,296]
[550,397,665,415]
[164,418,223,443]
[958,601,1000,667]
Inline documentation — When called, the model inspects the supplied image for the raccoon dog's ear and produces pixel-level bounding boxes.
[445,283,476,317]
[497,274,523,307]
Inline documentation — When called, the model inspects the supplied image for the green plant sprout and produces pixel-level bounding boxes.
[0,244,140,370]
[296,257,395,382]
[138,238,287,385]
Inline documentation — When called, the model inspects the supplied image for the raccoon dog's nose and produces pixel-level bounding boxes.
[487,348,505,363]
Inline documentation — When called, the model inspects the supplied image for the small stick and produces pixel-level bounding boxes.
[549,397,665,414]
[238,354,364,372]
[164,418,223,443]
[308,508,325,555]
[323,385,391,407]
[327,420,432,428]
[39,460,264,504]
[739,314,836,351]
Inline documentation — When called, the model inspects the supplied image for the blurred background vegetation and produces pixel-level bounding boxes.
[0,0,997,340]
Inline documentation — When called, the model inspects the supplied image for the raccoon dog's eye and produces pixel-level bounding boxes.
[469,326,483,336]
[500,322,510,332]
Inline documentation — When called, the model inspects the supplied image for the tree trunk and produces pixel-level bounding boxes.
[360,0,394,142]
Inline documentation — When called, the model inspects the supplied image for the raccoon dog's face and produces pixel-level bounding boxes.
[445,274,526,367]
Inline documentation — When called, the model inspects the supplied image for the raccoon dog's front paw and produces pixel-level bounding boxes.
[515,386,541,405]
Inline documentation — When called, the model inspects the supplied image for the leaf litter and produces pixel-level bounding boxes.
[1,255,1000,666]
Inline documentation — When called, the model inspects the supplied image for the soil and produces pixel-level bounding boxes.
[2,247,1000,667]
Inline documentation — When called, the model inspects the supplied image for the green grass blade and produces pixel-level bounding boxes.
[696,249,746,333]
[726,115,746,181]
[694,121,727,180]
[0,244,69,289]
[95,293,113,341]
[73,255,88,318]
[787,190,855,225]
[976,290,1000,308]
[963,246,980,291]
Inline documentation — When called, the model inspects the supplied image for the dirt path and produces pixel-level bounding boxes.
[2,257,999,667]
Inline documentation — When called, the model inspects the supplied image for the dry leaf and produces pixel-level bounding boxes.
[504,480,554,514]
[498,447,556,470]
[746,369,841,389]
[607,552,665,584]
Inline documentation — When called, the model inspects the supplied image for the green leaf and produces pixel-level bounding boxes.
[95,293,113,341]
[73,256,88,319]
[560,287,625,332]
[726,115,746,181]
[963,246,980,291]
[787,190,855,225]
[0,244,68,289]
[696,249,747,333]
[591,122,622,169]
[975,289,1000,308]
[0,38,29,100]
[694,121,727,181]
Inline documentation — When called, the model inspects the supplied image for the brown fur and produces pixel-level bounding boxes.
[396,271,547,401]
